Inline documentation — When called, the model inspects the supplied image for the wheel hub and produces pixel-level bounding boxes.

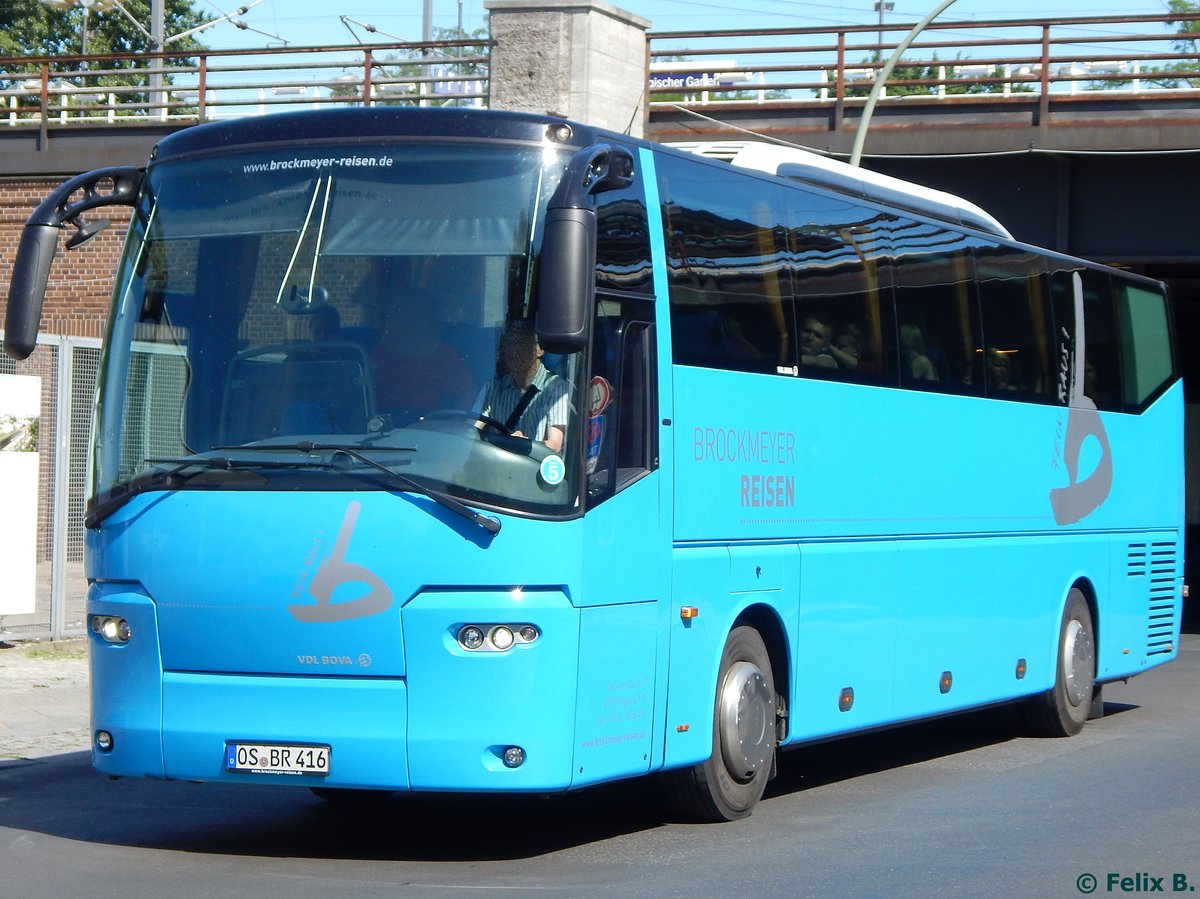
[1063,618,1094,707]
[718,661,773,782]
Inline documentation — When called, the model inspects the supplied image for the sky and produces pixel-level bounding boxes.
[189,0,1184,50]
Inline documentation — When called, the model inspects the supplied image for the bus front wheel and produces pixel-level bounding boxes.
[1024,588,1096,737]
[665,626,776,821]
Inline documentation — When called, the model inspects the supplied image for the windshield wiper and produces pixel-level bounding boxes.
[218,441,502,536]
[84,455,294,530]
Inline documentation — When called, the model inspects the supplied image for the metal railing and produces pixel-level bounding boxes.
[3,13,1198,130]
[647,12,1200,119]
[0,40,488,127]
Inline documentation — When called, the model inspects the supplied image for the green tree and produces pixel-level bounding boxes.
[1167,0,1200,44]
[0,0,209,115]
[0,0,207,58]
[1161,0,1200,87]
[845,52,1004,98]
[335,25,489,107]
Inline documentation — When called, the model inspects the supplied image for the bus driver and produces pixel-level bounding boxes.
[474,321,570,453]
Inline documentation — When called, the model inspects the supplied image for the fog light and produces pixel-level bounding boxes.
[502,745,525,768]
[95,730,114,752]
[490,626,514,651]
[91,615,130,644]
[458,625,485,650]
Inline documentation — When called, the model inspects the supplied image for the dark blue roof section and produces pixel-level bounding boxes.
[151,107,617,161]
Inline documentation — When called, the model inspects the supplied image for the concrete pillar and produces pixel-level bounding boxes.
[485,0,651,137]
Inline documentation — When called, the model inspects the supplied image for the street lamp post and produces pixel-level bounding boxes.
[874,1,894,58]
[851,0,960,166]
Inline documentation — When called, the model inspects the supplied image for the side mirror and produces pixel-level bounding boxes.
[535,144,635,355]
[4,166,142,361]
[537,207,596,354]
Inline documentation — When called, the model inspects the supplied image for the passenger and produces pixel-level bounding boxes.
[831,322,864,370]
[1083,360,1113,407]
[799,311,838,368]
[986,347,1018,392]
[371,290,474,420]
[900,322,937,381]
[288,304,352,362]
[309,304,341,342]
[474,321,570,453]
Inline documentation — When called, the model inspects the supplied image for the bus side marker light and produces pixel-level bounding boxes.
[940,671,953,694]
[1015,658,1027,679]
[680,606,698,620]
[95,730,114,752]
[838,688,854,711]
[676,724,690,733]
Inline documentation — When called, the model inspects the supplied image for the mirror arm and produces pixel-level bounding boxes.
[536,144,635,355]
[4,167,143,361]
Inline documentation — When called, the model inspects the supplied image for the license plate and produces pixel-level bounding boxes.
[225,742,330,776]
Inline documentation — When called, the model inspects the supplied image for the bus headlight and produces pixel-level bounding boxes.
[91,615,131,644]
[455,623,539,652]
[457,625,485,650]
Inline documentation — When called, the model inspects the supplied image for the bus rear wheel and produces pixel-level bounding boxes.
[1024,588,1096,737]
[665,626,776,822]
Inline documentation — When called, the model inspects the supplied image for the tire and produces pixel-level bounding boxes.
[1024,588,1096,737]
[664,626,777,821]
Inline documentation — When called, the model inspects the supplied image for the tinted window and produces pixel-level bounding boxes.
[1049,265,1122,411]
[1118,281,1175,408]
[660,156,795,374]
[587,295,657,505]
[890,220,983,393]
[790,197,895,384]
[595,186,653,294]
[975,243,1059,404]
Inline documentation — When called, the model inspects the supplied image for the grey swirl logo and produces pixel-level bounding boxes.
[358,653,373,668]
[288,502,393,623]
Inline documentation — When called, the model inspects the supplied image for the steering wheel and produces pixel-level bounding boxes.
[475,414,512,435]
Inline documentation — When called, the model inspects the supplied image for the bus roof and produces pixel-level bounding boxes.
[667,140,1012,241]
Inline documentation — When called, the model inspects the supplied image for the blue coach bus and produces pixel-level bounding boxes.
[3,108,1182,820]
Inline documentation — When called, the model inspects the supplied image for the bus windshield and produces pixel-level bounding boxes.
[93,140,582,519]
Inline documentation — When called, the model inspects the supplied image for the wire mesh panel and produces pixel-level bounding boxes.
[64,340,101,635]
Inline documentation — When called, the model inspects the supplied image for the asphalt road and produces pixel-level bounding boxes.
[2,634,1198,899]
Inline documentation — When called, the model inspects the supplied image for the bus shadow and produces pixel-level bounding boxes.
[765,700,1136,799]
[0,700,1141,861]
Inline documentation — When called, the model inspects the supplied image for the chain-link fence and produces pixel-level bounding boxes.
[0,335,101,641]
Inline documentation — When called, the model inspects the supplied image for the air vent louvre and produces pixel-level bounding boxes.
[1144,541,1178,657]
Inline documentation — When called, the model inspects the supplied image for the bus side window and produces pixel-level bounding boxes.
[789,205,895,385]
[890,223,984,395]
[587,296,657,505]
[975,243,1059,403]
[1117,281,1176,410]
[1049,266,1123,411]
[662,157,796,374]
